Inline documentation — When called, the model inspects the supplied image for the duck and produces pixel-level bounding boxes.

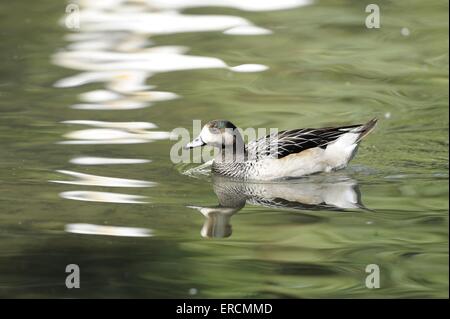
[185,118,377,180]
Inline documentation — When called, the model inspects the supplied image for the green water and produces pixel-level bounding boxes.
[0,0,448,298]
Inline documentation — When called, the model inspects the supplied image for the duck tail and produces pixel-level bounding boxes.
[355,118,378,143]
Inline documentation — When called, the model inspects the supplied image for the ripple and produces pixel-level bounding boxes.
[66,32,153,51]
[59,138,151,145]
[53,50,267,74]
[54,70,152,92]
[53,3,273,117]
[70,157,150,165]
[60,190,148,204]
[229,64,269,72]
[60,120,171,144]
[76,11,254,34]
[61,129,171,144]
[75,90,179,110]
[79,89,122,102]
[51,170,155,187]
[62,120,157,129]
[130,91,179,102]
[223,26,273,35]
[71,100,150,110]
[64,129,146,140]
[65,223,153,237]
[145,0,313,12]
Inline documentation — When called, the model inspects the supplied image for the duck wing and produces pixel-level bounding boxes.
[247,196,343,211]
[246,124,364,159]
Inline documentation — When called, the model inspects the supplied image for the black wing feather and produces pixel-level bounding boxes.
[246,124,362,159]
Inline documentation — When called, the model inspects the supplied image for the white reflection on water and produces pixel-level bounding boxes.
[223,25,273,35]
[61,129,171,144]
[76,0,312,12]
[54,69,153,92]
[228,64,269,73]
[53,50,267,74]
[59,137,150,145]
[53,0,312,111]
[142,0,312,11]
[52,2,275,110]
[72,100,150,110]
[60,191,148,204]
[65,223,153,237]
[79,89,122,102]
[60,120,172,144]
[63,120,157,129]
[75,90,178,110]
[70,157,150,165]
[76,11,265,35]
[51,170,155,187]
[52,0,312,211]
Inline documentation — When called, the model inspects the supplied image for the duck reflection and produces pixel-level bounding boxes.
[188,175,364,238]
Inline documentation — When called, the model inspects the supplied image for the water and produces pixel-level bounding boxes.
[0,0,448,298]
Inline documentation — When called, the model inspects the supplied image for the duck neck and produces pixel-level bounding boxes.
[217,132,246,163]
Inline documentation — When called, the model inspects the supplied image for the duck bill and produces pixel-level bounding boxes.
[184,136,206,149]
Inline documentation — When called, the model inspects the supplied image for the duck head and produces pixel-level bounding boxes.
[188,205,239,238]
[185,120,245,160]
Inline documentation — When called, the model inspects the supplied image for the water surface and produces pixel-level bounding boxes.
[0,0,448,298]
